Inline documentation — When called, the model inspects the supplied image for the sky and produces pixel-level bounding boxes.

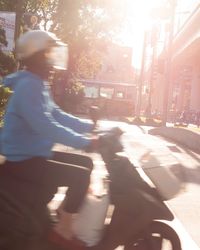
[41,0,200,69]
[117,0,167,68]
[118,0,200,69]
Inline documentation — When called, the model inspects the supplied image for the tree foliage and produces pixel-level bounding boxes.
[0,85,12,125]
[0,51,16,76]
[76,49,102,79]
[50,0,126,76]
[0,26,16,76]
[24,0,59,30]
[0,28,7,48]
[0,26,15,122]
[0,0,127,112]
[63,79,85,113]
[0,0,126,78]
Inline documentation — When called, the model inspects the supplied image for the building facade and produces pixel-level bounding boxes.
[80,43,136,117]
[145,1,200,122]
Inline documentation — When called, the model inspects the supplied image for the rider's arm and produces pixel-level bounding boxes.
[52,103,93,134]
[17,80,91,149]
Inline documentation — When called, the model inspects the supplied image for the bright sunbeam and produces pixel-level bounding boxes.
[118,0,165,68]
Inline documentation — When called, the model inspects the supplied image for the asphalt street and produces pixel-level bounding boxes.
[51,120,200,249]
[101,120,200,249]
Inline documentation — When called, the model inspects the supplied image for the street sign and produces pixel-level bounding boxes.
[0,11,16,52]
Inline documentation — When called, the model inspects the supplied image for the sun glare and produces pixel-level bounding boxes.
[118,0,165,68]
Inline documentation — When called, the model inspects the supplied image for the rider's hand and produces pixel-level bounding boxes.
[84,127,124,153]
[89,106,100,128]
[84,137,99,153]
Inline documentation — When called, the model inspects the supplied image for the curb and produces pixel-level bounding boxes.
[148,127,200,154]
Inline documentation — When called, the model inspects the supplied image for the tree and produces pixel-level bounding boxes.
[0,0,58,37]
[0,0,126,78]
[0,0,127,112]
[0,26,15,123]
[63,79,85,113]
[0,27,7,48]
[24,0,59,30]
[0,50,16,76]
[47,0,126,112]
[0,26,16,76]
[50,0,126,76]
[76,49,102,79]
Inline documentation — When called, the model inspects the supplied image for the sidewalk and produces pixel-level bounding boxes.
[0,119,199,248]
[136,124,200,248]
[148,126,200,154]
[46,120,200,249]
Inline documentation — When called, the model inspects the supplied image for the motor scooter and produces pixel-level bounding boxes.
[49,127,182,250]
[0,127,182,250]
[87,127,182,250]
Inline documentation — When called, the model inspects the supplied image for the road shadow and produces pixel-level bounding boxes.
[139,152,200,187]
[183,148,200,163]
[168,144,200,185]
[170,164,200,185]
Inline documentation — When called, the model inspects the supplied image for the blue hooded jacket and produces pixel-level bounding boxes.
[1,70,93,161]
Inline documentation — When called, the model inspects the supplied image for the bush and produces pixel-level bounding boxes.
[0,85,12,125]
[63,79,85,113]
[0,51,16,76]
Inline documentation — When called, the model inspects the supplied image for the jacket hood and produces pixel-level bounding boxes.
[3,70,35,89]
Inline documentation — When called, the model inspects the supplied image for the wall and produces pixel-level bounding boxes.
[190,58,200,110]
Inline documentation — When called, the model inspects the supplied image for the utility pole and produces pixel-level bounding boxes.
[136,31,147,117]
[147,45,156,116]
[162,0,177,125]
[147,25,158,117]
[14,0,24,41]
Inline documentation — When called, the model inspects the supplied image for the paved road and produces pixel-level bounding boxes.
[51,120,200,249]
[102,120,200,249]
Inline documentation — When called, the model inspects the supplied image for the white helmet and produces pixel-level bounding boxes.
[16,30,68,70]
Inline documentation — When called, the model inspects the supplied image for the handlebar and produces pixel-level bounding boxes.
[89,106,100,126]
[97,127,124,163]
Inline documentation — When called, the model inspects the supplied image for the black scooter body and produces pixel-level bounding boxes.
[0,128,181,250]
[107,155,174,222]
[93,154,175,250]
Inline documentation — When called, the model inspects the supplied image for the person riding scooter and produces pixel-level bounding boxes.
[0,30,99,248]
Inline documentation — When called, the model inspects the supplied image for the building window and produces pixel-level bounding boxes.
[106,65,115,73]
[116,91,124,99]
[100,87,114,99]
[84,86,99,98]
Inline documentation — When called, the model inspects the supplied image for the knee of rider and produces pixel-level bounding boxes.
[72,166,91,184]
[85,157,94,171]
[81,168,91,183]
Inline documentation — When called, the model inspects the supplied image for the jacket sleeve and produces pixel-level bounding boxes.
[52,103,93,134]
[17,80,91,149]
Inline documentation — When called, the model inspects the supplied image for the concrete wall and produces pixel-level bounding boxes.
[190,60,200,110]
